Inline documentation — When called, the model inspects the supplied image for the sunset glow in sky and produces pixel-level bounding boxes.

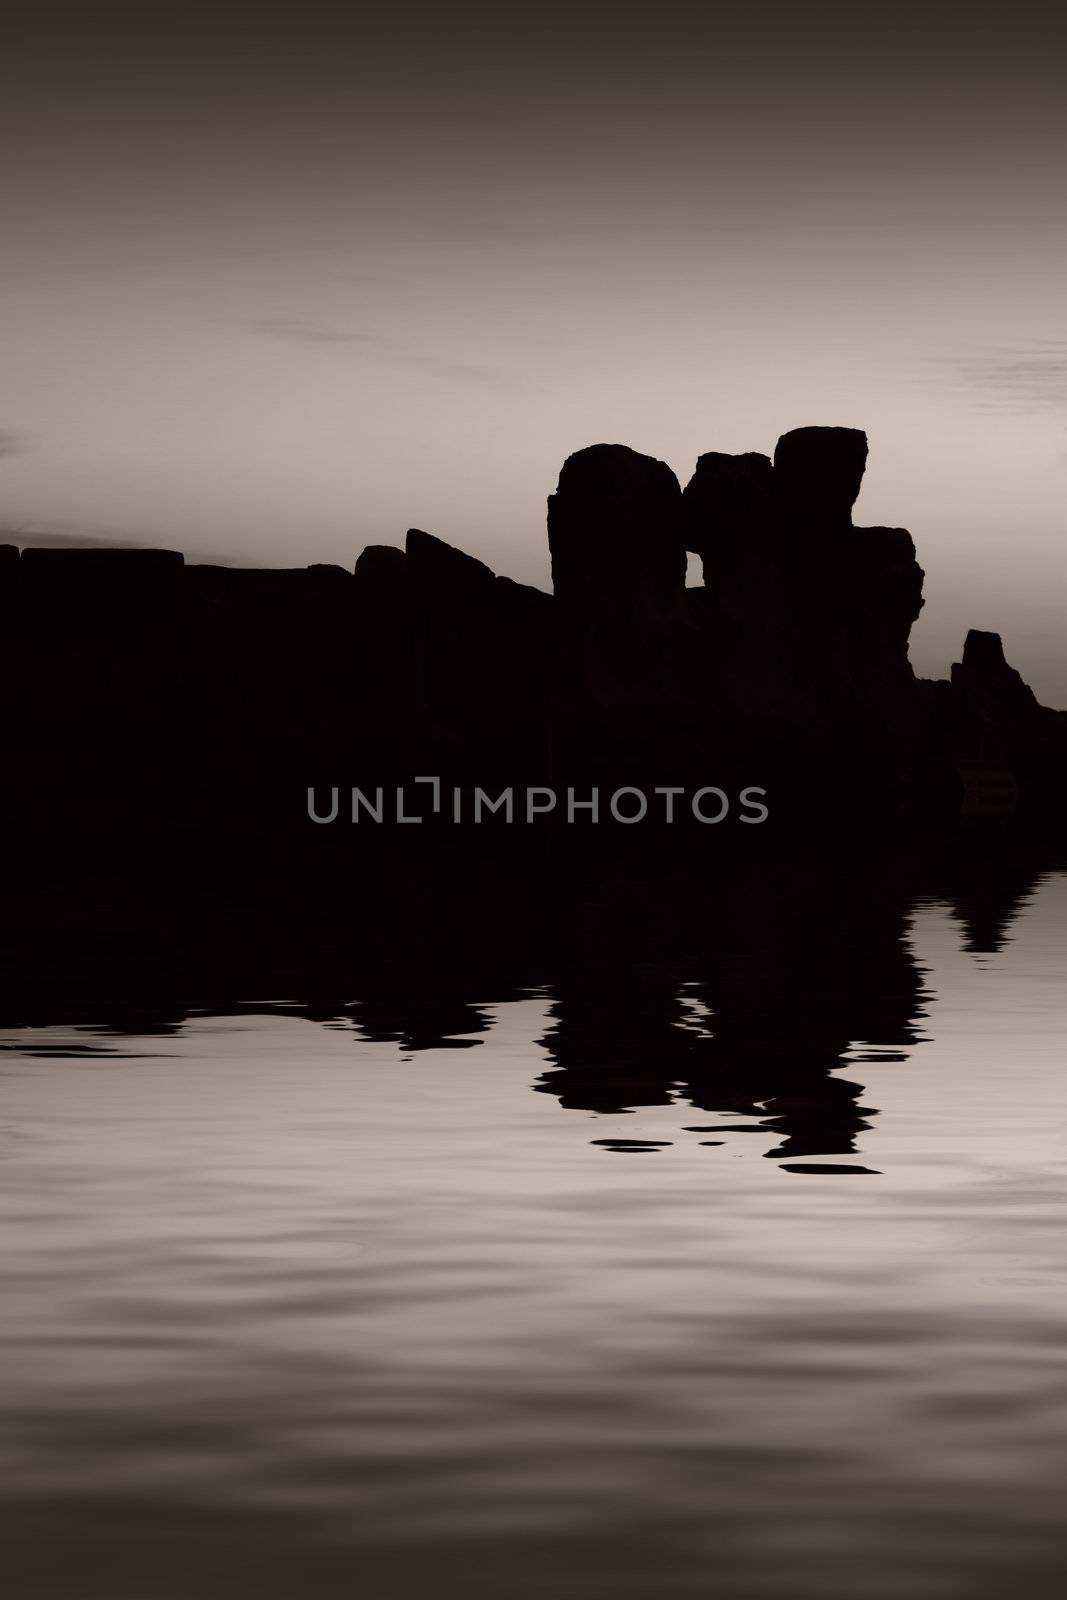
[3,1,1066,696]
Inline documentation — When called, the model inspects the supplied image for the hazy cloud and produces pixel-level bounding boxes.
[5,528,144,550]
[414,217,515,242]
[246,317,382,346]
[946,340,1067,413]
[398,354,511,386]
[244,316,512,386]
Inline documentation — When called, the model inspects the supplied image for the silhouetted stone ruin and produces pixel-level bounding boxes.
[548,443,686,612]
[5,426,1066,844]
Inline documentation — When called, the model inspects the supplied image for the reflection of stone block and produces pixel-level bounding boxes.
[959,764,1022,817]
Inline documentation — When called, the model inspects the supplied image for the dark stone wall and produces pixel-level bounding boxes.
[4,426,1063,839]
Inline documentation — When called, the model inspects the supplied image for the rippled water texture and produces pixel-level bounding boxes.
[4,867,1067,1598]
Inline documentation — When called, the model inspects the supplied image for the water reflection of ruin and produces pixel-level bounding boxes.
[2,836,1054,1177]
[534,841,1049,1166]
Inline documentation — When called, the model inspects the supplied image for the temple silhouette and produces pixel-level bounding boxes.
[5,425,1066,846]
[6,430,1063,1133]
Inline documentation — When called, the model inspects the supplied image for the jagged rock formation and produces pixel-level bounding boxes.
[681,426,925,754]
[945,627,1065,783]
[952,629,1041,726]
[773,425,868,526]
[548,444,686,612]
[351,528,551,776]
[4,425,1065,837]
[546,444,705,745]
[683,448,804,742]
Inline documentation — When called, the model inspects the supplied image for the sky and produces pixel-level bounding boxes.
[2,0,1066,698]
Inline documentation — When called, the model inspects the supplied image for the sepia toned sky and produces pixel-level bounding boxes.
[2,1,1066,697]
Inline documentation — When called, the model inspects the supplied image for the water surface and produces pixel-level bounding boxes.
[4,865,1067,1598]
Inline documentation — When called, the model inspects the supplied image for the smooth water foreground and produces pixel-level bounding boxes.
[4,871,1067,1599]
